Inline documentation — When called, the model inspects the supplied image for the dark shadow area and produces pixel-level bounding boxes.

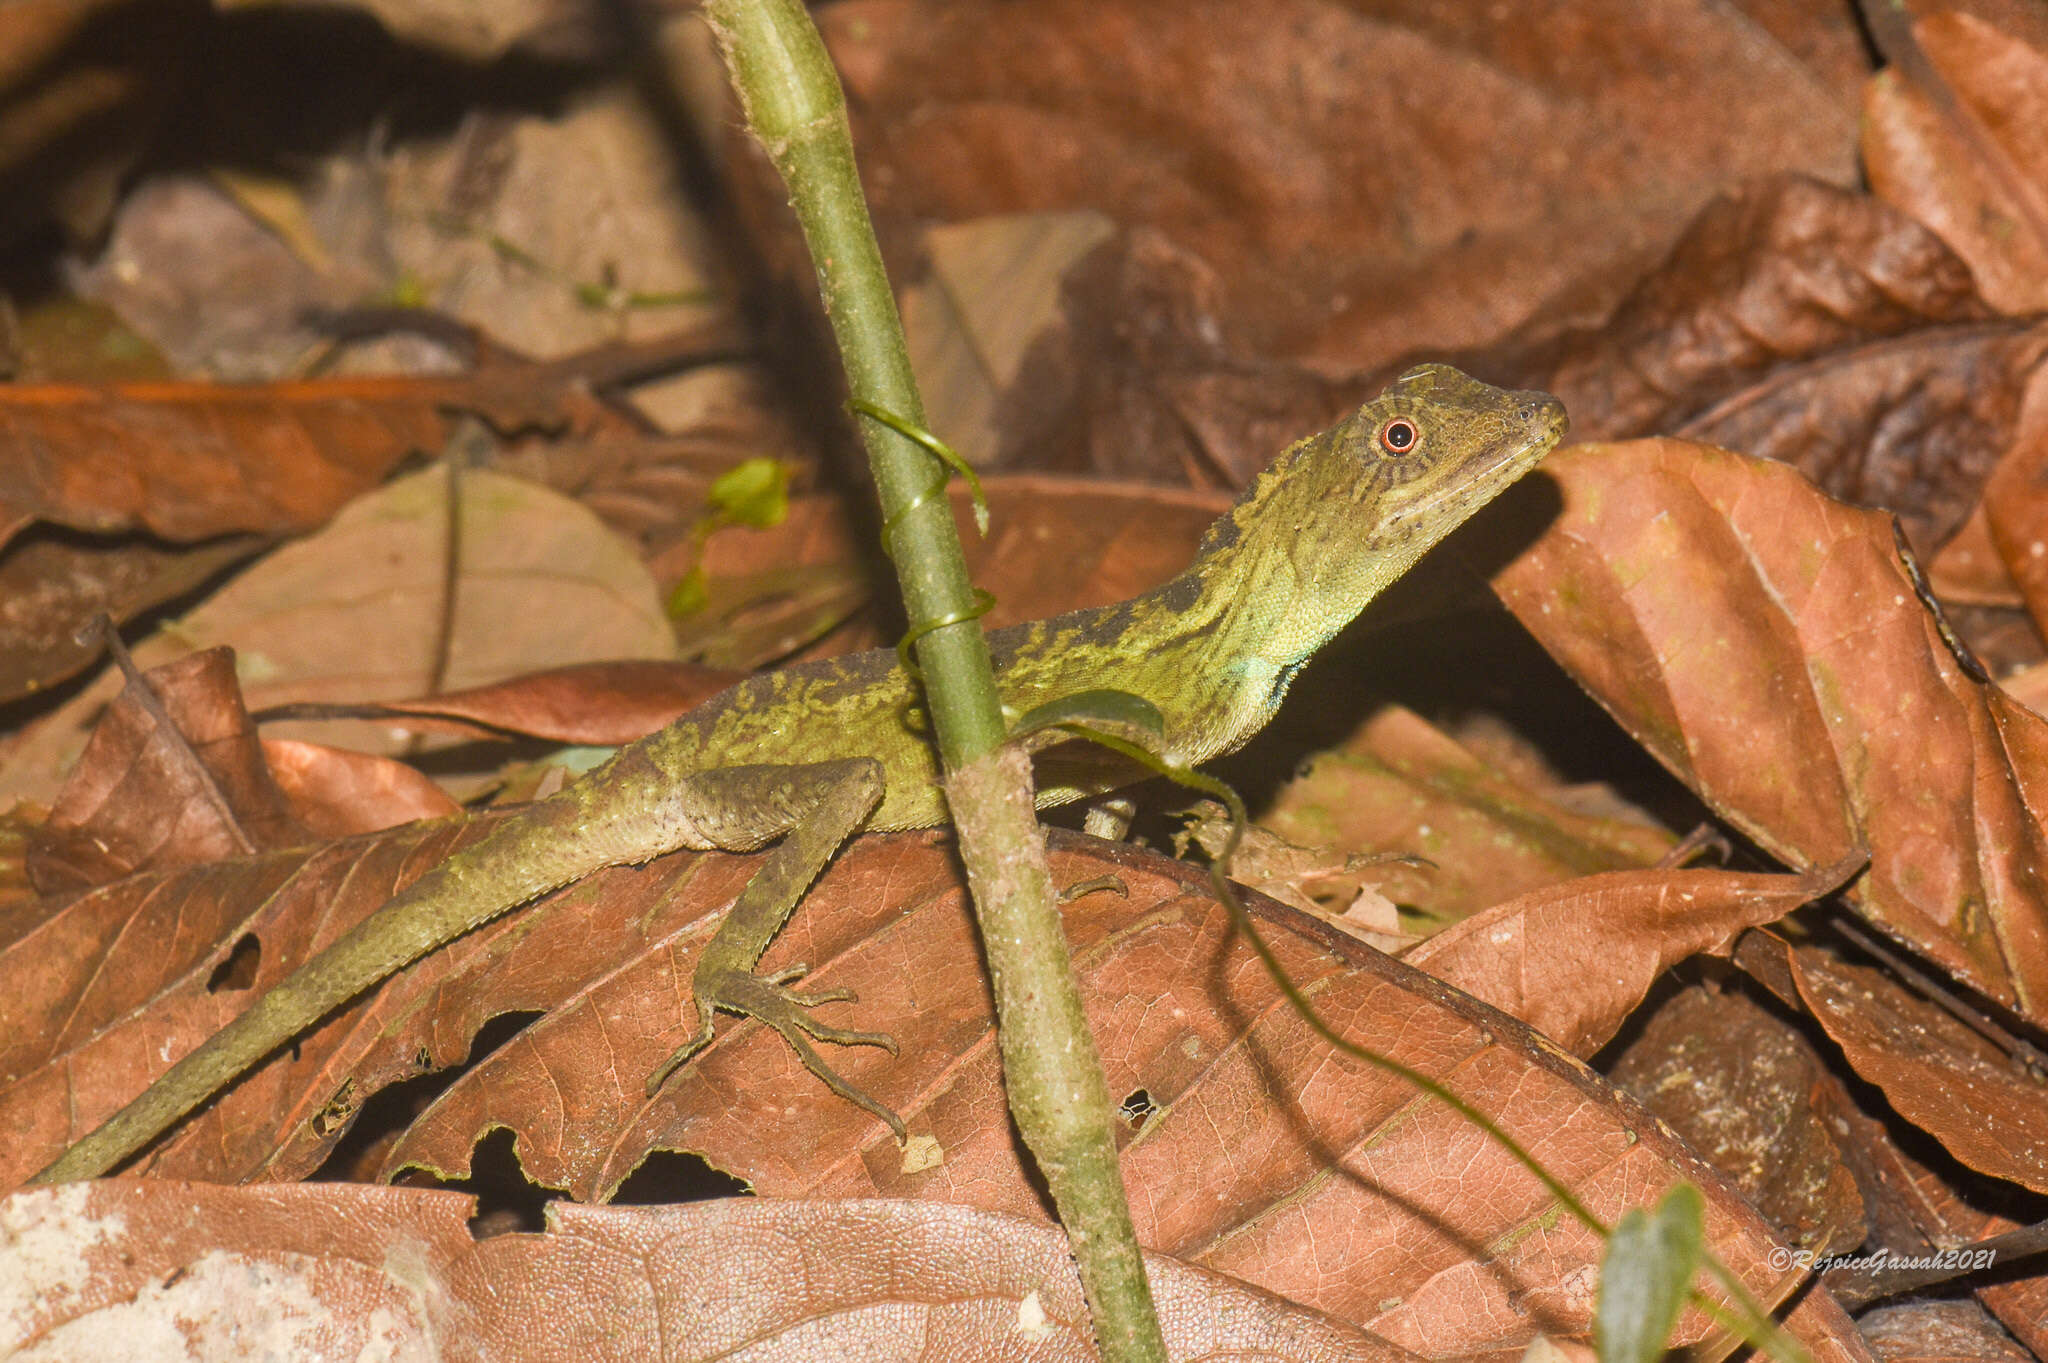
[609,1148,752,1206]
[446,1126,555,1237]
[204,931,261,993]
[0,0,625,294]
[310,1007,543,1188]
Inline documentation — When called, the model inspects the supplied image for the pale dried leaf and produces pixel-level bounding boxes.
[28,649,301,893]
[1260,706,1672,924]
[0,467,678,803]
[0,1183,1413,1362]
[261,739,461,839]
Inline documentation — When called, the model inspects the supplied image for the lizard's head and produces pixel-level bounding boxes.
[1197,363,1567,665]
[1332,362,1568,570]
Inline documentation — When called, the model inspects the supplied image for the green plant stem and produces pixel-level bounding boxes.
[698,3,1166,1358]
[701,0,996,764]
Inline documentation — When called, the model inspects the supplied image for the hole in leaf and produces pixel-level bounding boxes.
[308,1011,543,1185]
[206,934,261,992]
[445,1127,553,1237]
[1118,1088,1158,1130]
[611,1150,752,1205]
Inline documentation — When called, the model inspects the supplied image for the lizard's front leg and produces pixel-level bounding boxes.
[645,757,907,1137]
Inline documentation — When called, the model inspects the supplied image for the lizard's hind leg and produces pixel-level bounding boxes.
[643,758,906,1138]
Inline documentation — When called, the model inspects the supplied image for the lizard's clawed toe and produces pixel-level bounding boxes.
[662,965,907,1140]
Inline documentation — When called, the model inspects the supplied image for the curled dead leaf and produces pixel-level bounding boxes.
[1863,7,2048,316]
[1738,929,2048,1196]
[1409,858,1859,1058]
[27,648,302,894]
[1494,439,2048,1018]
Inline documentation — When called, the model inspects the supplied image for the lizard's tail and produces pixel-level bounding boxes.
[30,766,687,1185]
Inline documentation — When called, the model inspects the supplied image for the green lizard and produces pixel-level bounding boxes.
[32,363,1566,1185]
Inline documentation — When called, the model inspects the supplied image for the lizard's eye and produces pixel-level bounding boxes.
[1377,418,1418,455]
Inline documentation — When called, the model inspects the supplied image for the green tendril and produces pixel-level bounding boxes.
[895,587,996,680]
[850,397,991,540]
[847,398,996,685]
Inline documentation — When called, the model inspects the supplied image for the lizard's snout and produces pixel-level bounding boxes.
[1517,392,1570,443]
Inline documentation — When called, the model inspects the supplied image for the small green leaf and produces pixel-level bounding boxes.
[708,457,792,529]
[666,565,710,620]
[386,270,430,310]
[485,231,543,269]
[1594,1183,1705,1363]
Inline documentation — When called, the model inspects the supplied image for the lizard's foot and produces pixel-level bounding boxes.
[646,965,906,1140]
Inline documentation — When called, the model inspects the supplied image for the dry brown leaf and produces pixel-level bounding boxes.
[1977,358,2048,634]
[1,807,540,1186]
[1259,706,1672,924]
[0,360,644,551]
[2000,660,2048,717]
[1928,503,2023,606]
[1863,7,2048,316]
[1859,1301,2039,1363]
[1406,861,1853,1058]
[0,807,37,928]
[0,1183,1413,1362]
[1173,805,1407,947]
[1608,984,1867,1256]
[1476,177,1990,447]
[1788,940,2048,1192]
[1464,177,2048,558]
[0,324,746,549]
[1738,929,2048,1195]
[258,660,748,747]
[801,0,1860,380]
[1673,320,2048,555]
[0,324,741,701]
[958,478,1235,631]
[3,823,1866,1354]
[1814,1044,2048,1355]
[363,837,1839,1353]
[261,738,461,839]
[26,647,303,894]
[783,7,1864,485]
[497,422,813,559]
[668,558,873,672]
[670,476,1234,670]
[0,532,263,704]
[0,466,680,804]
[974,225,1374,487]
[900,210,1118,470]
[1494,439,2048,1019]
